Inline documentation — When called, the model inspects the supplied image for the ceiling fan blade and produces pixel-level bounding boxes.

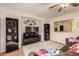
[49,4,60,9]
[58,7,63,12]
[69,3,79,7]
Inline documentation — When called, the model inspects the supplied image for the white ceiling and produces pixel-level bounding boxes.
[0,3,79,19]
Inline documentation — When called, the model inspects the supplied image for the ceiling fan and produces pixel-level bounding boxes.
[49,3,79,12]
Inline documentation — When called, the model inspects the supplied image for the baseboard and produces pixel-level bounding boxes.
[51,40,65,45]
[0,52,5,56]
[39,40,65,45]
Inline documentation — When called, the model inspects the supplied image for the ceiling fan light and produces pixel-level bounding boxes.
[60,3,69,8]
[60,4,65,8]
[65,3,69,6]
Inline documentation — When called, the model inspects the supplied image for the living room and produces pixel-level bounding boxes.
[0,3,79,56]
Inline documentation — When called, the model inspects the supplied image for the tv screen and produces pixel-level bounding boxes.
[26,27,39,34]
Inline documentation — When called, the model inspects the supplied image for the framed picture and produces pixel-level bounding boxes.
[54,19,72,32]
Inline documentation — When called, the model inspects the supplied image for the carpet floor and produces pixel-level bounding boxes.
[23,41,64,56]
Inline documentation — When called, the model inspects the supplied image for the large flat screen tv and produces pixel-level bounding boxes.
[26,27,39,34]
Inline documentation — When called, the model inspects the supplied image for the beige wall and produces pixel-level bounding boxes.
[1,6,79,52]
[0,19,1,49]
[0,7,46,52]
[49,12,79,44]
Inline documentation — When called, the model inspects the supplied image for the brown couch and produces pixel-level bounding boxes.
[56,50,79,56]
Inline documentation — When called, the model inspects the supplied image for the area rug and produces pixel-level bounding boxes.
[23,41,64,56]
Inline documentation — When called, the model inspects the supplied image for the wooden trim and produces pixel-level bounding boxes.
[51,40,65,45]
[0,52,5,56]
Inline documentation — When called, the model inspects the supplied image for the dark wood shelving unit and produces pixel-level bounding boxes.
[44,24,50,41]
[6,17,19,52]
